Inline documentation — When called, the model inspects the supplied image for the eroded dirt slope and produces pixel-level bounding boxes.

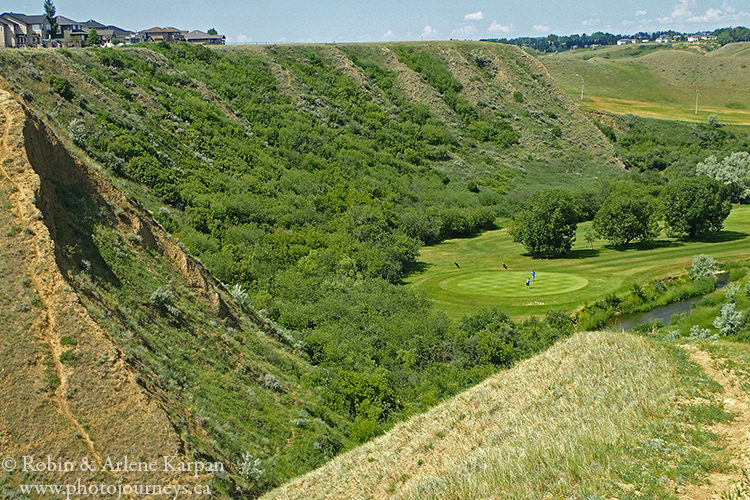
[0,86,194,486]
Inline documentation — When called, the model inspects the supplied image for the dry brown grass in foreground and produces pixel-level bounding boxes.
[264,331,727,499]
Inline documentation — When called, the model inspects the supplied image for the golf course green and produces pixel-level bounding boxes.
[404,205,750,319]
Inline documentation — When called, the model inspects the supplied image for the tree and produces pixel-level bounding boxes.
[510,189,578,258]
[207,28,218,35]
[584,229,596,249]
[662,176,731,238]
[43,0,57,38]
[593,189,659,246]
[84,29,101,47]
[696,152,750,202]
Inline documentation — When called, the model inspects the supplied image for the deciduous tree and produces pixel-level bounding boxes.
[593,188,659,246]
[662,176,730,238]
[510,189,578,258]
[696,152,750,202]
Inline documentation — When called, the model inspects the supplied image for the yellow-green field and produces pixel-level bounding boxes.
[405,206,750,319]
[541,42,750,125]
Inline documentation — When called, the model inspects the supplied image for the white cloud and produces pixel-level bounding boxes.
[672,0,696,19]
[383,29,394,38]
[452,24,477,37]
[532,24,550,33]
[464,10,484,21]
[488,20,513,34]
[686,2,749,22]
[635,9,647,16]
[233,34,252,44]
[582,18,601,26]
[422,25,437,37]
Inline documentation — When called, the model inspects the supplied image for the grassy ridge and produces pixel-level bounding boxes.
[264,331,730,499]
[541,43,750,124]
[405,206,750,319]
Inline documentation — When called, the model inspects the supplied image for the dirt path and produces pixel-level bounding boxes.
[0,89,102,465]
[681,343,750,499]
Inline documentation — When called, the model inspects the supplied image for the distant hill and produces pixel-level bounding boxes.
[540,42,750,124]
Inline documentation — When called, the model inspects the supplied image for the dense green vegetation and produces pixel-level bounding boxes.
[0,41,625,494]
[510,189,578,257]
[612,114,750,174]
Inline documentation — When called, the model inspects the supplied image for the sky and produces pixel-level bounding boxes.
[6,0,750,44]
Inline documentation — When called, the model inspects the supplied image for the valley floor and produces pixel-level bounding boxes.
[405,207,750,319]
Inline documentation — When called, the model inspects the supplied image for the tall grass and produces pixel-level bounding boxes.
[263,331,727,499]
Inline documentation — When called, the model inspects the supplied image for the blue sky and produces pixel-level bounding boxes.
[7,0,750,44]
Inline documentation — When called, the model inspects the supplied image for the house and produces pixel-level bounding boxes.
[617,38,638,45]
[55,16,87,39]
[0,12,51,47]
[687,35,700,42]
[184,30,225,45]
[95,26,134,43]
[655,35,672,43]
[139,26,186,42]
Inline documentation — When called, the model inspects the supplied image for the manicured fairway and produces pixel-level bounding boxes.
[404,206,750,319]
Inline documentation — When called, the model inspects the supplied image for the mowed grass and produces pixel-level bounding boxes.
[405,206,750,319]
[264,331,730,499]
[541,43,750,125]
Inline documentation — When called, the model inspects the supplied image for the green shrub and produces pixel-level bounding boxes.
[713,303,744,336]
[68,119,87,147]
[59,349,80,365]
[47,75,74,100]
[689,255,718,281]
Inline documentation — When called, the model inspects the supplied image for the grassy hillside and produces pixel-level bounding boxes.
[264,330,743,499]
[0,41,625,495]
[405,206,750,319]
[541,43,750,125]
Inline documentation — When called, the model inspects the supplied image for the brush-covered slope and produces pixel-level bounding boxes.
[0,42,622,495]
[264,331,737,499]
[540,43,750,124]
[0,85,350,496]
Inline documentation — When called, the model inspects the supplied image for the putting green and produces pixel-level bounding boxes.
[405,206,750,319]
[441,271,589,298]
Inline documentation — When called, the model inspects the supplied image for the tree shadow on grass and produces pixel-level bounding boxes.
[564,248,601,259]
[625,239,685,251]
[687,230,748,243]
[401,261,433,281]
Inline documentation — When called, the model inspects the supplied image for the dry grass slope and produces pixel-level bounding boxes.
[264,331,692,499]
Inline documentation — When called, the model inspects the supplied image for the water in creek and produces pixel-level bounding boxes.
[611,273,729,331]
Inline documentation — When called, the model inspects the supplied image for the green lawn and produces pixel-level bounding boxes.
[404,205,750,319]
